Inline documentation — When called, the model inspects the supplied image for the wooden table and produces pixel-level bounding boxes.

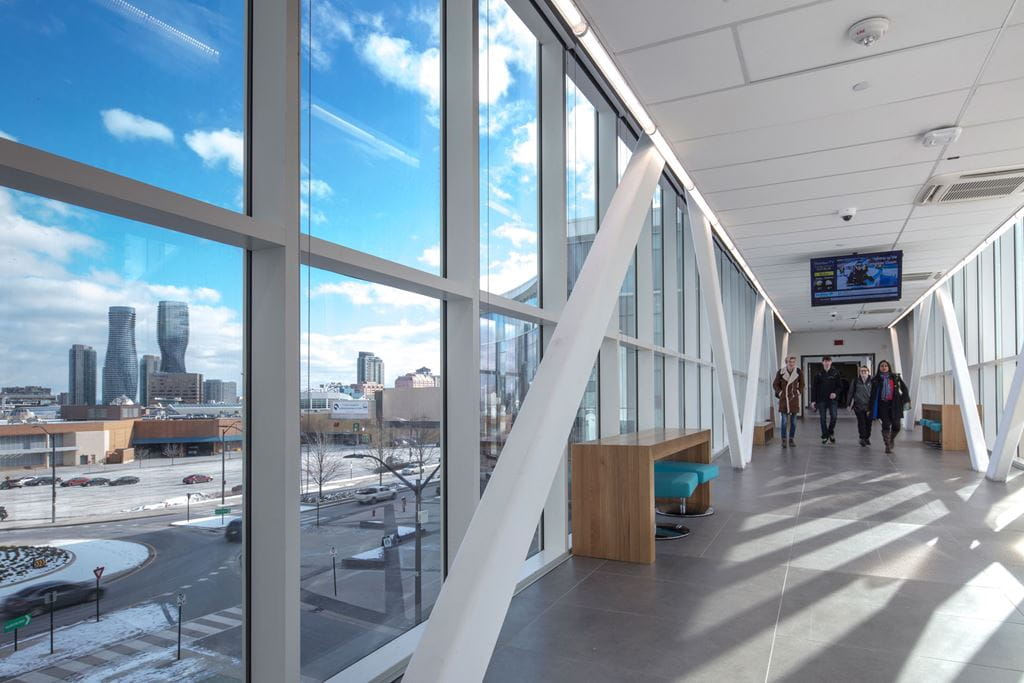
[571,428,712,564]
[921,403,983,451]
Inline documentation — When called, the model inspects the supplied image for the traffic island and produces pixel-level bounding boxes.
[0,546,73,587]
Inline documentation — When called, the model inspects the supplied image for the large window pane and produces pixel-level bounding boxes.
[0,2,245,211]
[619,345,637,433]
[0,188,245,679]
[566,75,597,294]
[480,0,539,301]
[302,0,441,272]
[480,311,541,555]
[652,185,664,346]
[654,355,665,429]
[300,268,442,678]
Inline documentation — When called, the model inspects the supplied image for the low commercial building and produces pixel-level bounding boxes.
[148,372,204,404]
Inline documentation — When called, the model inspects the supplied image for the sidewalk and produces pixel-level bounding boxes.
[3,605,244,682]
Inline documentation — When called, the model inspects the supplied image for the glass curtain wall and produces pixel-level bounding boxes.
[919,215,1024,461]
[566,73,597,295]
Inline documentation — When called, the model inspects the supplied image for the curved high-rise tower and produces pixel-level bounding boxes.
[158,301,189,373]
[102,306,138,404]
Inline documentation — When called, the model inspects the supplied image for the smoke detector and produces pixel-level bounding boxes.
[848,17,891,47]
[922,126,962,147]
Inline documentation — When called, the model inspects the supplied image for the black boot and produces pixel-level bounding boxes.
[883,430,892,454]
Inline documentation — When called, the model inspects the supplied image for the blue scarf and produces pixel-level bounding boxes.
[880,373,894,401]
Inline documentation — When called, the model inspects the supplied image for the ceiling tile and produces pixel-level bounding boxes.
[577,0,811,52]
[617,29,744,102]
[649,32,995,140]
[717,188,917,225]
[728,205,912,232]
[736,0,1011,81]
[961,78,1024,125]
[980,23,1024,83]
[692,137,939,193]
[949,117,1024,158]
[674,90,968,169]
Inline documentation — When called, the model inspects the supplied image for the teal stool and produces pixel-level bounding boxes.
[654,461,718,517]
[653,470,699,541]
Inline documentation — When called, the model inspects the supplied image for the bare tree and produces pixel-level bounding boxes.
[161,443,182,465]
[368,414,394,486]
[404,417,440,482]
[302,431,345,501]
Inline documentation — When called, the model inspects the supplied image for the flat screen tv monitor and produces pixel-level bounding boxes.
[810,250,903,307]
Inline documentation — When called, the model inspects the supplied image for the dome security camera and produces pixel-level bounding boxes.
[829,311,839,319]
[839,208,857,222]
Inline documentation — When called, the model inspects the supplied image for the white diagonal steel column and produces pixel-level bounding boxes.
[688,204,745,469]
[740,298,767,464]
[890,326,904,374]
[905,296,933,432]
[934,286,989,472]
[987,343,1024,482]
[403,136,665,683]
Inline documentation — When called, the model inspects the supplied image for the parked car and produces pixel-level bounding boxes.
[61,477,91,487]
[19,477,41,487]
[85,477,110,486]
[225,518,242,542]
[1,580,104,619]
[1,477,27,489]
[400,466,424,476]
[183,474,213,484]
[353,485,397,504]
[230,484,243,495]
[31,476,62,486]
[109,476,139,486]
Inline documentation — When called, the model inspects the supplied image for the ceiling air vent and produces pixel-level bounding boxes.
[902,271,933,282]
[861,308,901,315]
[916,166,1024,205]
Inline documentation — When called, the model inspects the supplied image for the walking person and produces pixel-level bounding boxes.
[811,356,848,445]
[870,360,910,454]
[850,366,874,447]
[772,356,804,449]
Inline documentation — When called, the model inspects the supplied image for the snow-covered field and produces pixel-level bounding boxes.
[0,603,169,678]
[0,446,438,523]
[170,514,240,528]
[0,539,150,600]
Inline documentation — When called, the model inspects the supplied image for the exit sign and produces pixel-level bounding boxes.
[833,339,844,346]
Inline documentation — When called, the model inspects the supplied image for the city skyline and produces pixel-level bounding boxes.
[157,301,190,373]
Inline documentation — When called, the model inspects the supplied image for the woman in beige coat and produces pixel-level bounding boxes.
[772,356,804,448]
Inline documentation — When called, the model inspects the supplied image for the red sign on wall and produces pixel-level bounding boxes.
[834,339,844,346]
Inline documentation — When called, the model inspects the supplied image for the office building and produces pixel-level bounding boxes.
[157,301,189,373]
[101,306,137,405]
[68,344,98,406]
[0,386,56,407]
[203,379,238,403]
[138,354,160,406]
[356,351,384,386]
[147,371,203,404]
[4,2,1024,681]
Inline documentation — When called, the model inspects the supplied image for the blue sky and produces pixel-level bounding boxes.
[0,0,584,395]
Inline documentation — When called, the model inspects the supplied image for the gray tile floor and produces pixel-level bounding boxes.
[487,426,1024,682]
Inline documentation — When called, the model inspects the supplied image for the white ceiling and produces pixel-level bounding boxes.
[577,0,1024,331]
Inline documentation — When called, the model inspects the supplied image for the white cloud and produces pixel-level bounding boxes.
[0,129,16,142]
[0,189,102,268]
[359,33,440,109]
[301,178,333,199]
[493,223,535,247]
[418,245,441,268]
[302,318,440,388]
[101,108,174,143]
[302,1,354,71]
[482,251,537,295]
[510,120,537,169]
[479,1,536,105]
[184,128,244,175]
[312,281,437,310]
[312,103,419,168]
[566,91,597,208]
[486,199,520,222]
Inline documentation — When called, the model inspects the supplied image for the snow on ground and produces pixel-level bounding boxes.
[77,642,242,682]
[0,603,169,678]
[0,546,71,587]
[0,539,150,600]
[170,514,239,528]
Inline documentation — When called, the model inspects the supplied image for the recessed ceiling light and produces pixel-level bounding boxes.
[852,81,870,92]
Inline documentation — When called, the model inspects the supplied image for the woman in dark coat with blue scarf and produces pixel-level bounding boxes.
[870,360,910,454]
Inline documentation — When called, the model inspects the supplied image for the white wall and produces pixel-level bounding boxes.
[783,328,894,373]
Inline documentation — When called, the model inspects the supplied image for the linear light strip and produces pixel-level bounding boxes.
[552,0,792,334]
[888,206,1024,328]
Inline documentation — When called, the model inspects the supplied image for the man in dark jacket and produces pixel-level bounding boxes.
[811,356,848,444]
[850,365,874,447]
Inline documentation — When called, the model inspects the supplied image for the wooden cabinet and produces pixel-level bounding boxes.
[920,403,983,451]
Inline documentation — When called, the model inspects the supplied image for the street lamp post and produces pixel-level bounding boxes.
[219,422,242,505]
[32,425,57,524]
[344,452,439,624]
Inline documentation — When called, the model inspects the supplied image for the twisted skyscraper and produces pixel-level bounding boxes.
[102,306,138,404]
[158,301,189,373]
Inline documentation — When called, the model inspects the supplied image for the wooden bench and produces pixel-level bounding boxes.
[753,421,774,445]
[920,403,983,451]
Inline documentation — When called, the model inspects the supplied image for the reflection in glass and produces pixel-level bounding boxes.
[619,345,637,434]
[652,186,664,346]
[568,362,599,524]
[480,0,539,300]
[0,1,245,210]
[301,268,442,678]
[302,0,441,272]
[566,76,597,294]
[0,188,245,679]
[654,355,665,429]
